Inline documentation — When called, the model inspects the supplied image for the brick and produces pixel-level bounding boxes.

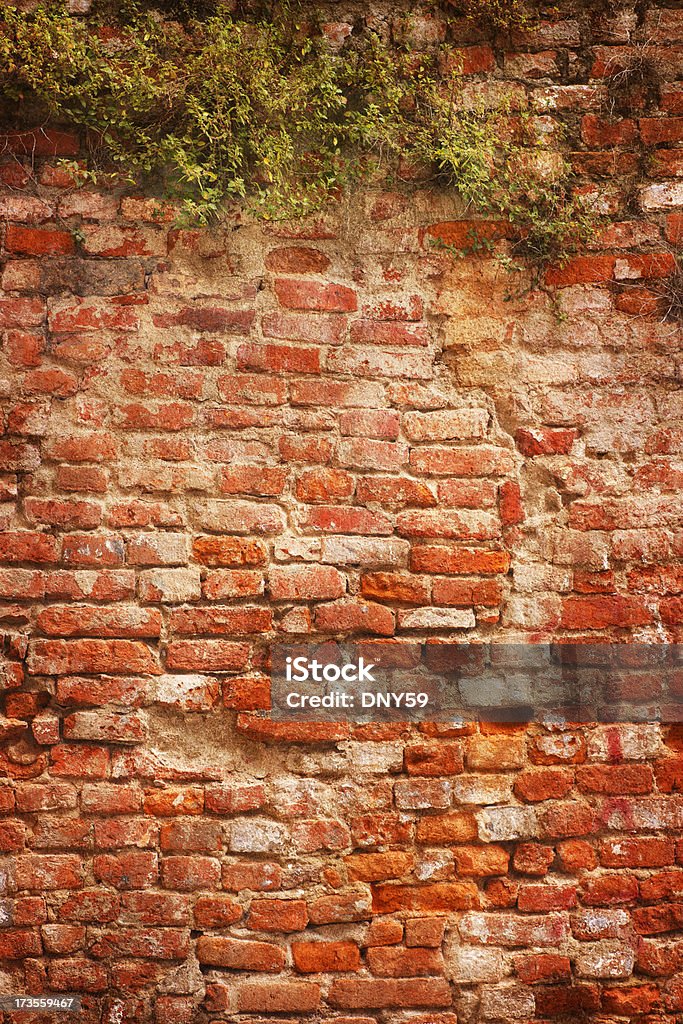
[15,855,83,891]
[169,606,271,635]
[248,899,308,932]
[37,605,160,638]
[93,851,158,889]
[514,768,573,802]
[237,981,321,1012]
[308,890,372,924]
[328,978,451,1009]
[458,911,570,946]
[262,310,342,343]
[193,894,242,927]
[28,640,160,676]
[467,734,525,771]
[274,278,357,311]
[292,941,360,972]
[350,319,431,346]
[452,845,510,877]
[161,856,221,891]
[411,546,510,574]
[367,946,444,976]
[372,882,479,913]
[5,224,75,256]
[345,852,413,882]
[46,958,108,992]
[405,741,464,776]
[198,936,284,970]
[581,874,639,906]
[361,572,430,604]
[269,564,345,600]
[165,639,249,671]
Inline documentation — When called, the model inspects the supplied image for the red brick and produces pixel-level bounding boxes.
[37,605,160,638]
[516,427,578,456]
[169,606,271,635]
[403,918,446,948]
[58,890,120,923]
[514,768,574,802]
[512,843,556,876]
[165,639,249,671]
[292,819,351,852]
[296,468,355,502]
[15,855,83,891]
[193,895,242,927]
[556,839,598,873]
[248,899,308,932]
[545,255,615,287]
[265,246,330,272]
[315,600,394,635]
[411,546,510,574]
[198,936,285,971]
[581,873,639,906]
[93,851,158,889]
[416,812,477,844]
[361,572,430,604]
[144,788,203,817]
[410,446,515,477]
[161,856,221,892]
[358,477,436,510]
[561,595,652,629]
[345,852,414,882]
[274,278,357,311]
[3,330,44,367]
[405,741,464,776]
[516,953,571,984]
[329,978,451,1009]
[432,577,502,607]
[518,883,576,911]
[371,882,479,913]
[599,837,675,868]
[5,224,75,256]
[222,862,282,891]
[308,891,372,924]
[0,295,45,327]
[28,639,160,676]
[237,981,321,1012]
[269,565,345,600]
[292,941,360,972]
[237,342,322,374]
[160,819,222,853]
[46,958,108,992]
[577,764,654,794]
[153,306,253,333]
[192,535,266,566]
[50,744,110,779]
[632,902,683,935]
[0,532,59,563]
[367,946,444,976]
[640,117,683,144]
[452,845,510,876]
[82,784,142,815]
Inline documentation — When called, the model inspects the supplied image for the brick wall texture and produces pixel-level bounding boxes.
[1,4,683,1021]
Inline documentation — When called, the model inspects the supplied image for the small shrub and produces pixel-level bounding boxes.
[0,1,598,274]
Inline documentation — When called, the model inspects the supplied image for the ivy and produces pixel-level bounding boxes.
[0,1,597,272]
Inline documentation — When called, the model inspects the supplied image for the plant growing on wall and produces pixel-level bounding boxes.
[0,1,596,272]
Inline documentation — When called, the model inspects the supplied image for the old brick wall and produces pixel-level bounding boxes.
[1,2,683,1021]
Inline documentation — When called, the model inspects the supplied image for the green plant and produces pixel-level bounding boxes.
[0,1,598,273]
[444,0,532,30]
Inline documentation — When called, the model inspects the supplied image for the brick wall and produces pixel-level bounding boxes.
[1,3,683,1021]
